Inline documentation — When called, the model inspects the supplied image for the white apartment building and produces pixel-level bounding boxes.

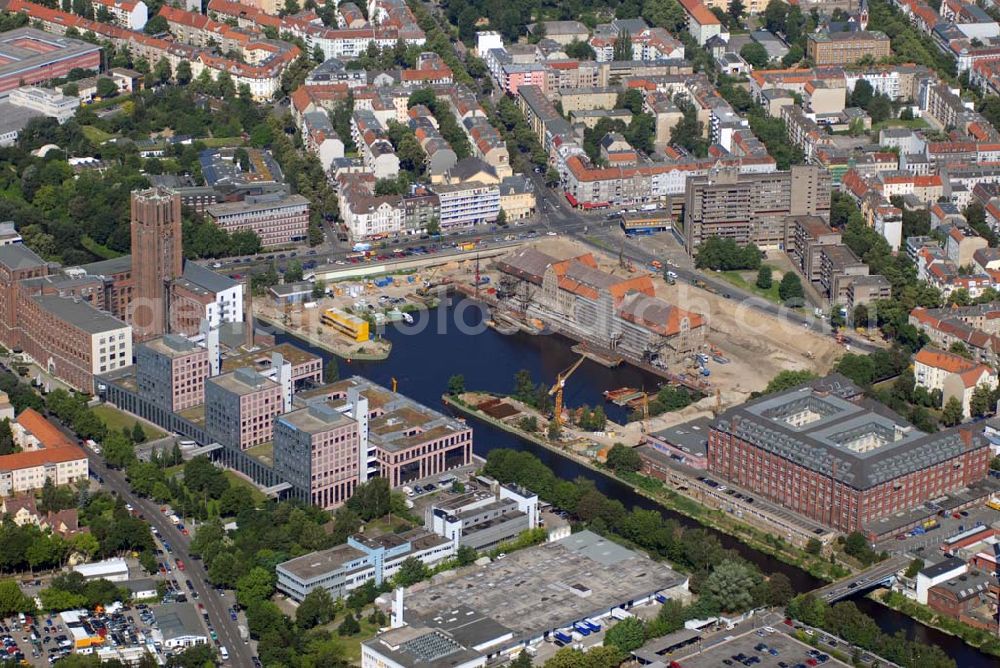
[91,0,148,31]
[0,446,89,496]
[434,182,500,229]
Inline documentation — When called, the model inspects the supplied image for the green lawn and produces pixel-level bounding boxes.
[201,136,246,148]
[871,117,929,133]
[222,471,268,505]
[337,616,381,664]
[720,265,783,304]
[93,404,166,441]
[80,125,115,143]
[245,442,273,466]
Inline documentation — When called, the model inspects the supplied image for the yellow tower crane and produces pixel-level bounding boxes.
[391,377,398,393]
[548,356,586,427]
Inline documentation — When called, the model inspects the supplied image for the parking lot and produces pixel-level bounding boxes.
[675,628,849,668]
[875,505,1000,555]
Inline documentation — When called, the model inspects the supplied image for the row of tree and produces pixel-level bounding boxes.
[787,594,955,668]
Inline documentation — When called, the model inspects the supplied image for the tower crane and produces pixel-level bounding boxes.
[549,356,586,427]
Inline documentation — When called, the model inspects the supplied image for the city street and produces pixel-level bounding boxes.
[85,454,254,667]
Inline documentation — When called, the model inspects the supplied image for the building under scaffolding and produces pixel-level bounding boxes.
[494,247,705,364]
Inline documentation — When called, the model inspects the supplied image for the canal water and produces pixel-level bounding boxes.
[272,298,992,666]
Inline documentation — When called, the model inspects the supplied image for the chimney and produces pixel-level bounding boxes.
[242,278,253,348]
[200,319,220,377]
[391,587,404,629]
[272,352,292,413]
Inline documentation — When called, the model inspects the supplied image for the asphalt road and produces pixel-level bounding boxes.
[86,454,253,667]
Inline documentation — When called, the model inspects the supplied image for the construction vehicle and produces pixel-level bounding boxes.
[650,260,663,270]
[548,356,586,427]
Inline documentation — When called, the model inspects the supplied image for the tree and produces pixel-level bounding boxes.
[868,94,892,124]
[806,538,822,555]
[605,444,642,473]
[95,77,117,99]
[970,383,993,418]
[296,588,338,629]
[102,432,135,469]
[850,79,873,109]
[337,613,360,636]
[703,559,761,612]
[766,572,794,607]
[447,374,465,395]
[904,558,924,579]
[236,566,276,607]
[782,44,804,67]
[456,545,478,566]
[843,532,876,565]
[152,57,171,84]
[324,358,340,383]
[941,396,964,427]
[949,341,972,359]
[616,89,645,115]
[740,42,770,69]
[143,14,168,34]
[612,29,632,60]
[756,265,773,290]
[394,557,429,586]
[565,39,596,60]
[176,60,192,85]
[778,272,803,303]
[547,420,561,440]
[0,580,33,617]
[604,617,645,653]
[131,421,146,444]
[167,645,216,668]
[510,653,533,668]
[729,0,745,23]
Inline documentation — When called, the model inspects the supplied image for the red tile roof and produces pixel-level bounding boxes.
[16,409,75,450]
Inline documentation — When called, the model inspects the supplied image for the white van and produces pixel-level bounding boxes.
[219,646,229,661]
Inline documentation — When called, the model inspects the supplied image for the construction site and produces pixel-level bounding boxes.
[474,237,843,414]
[254,237,843,432]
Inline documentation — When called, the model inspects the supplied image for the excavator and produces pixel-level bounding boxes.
[549,356,586,427]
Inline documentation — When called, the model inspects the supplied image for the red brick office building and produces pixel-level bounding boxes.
[708,375,990,537]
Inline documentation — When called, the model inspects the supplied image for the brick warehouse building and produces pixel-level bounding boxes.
[708,375,990,538]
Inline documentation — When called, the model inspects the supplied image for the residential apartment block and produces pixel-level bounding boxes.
[683,166,831,253]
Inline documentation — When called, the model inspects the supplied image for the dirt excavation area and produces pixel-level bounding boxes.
[524,238,844,411]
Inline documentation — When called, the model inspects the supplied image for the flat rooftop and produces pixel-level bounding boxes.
[33,294,127,334]
[278,543,365,582]
[320,376,470,453]
[0,28,100,95]
[277,403,353,435]
[208,367,279,396]
[222,342,320,373]
[647,416,712,456]
[402,531,686,642]
[142,334,203,358]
